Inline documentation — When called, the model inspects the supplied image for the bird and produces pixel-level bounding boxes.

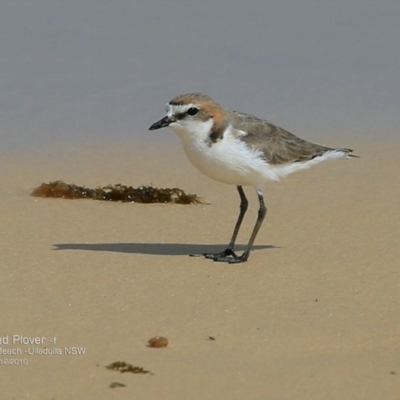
[149,93,357,264]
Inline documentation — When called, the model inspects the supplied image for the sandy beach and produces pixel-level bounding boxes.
[1,134,399,399]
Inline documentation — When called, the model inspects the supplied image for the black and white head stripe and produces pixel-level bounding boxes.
[167,103,199,119]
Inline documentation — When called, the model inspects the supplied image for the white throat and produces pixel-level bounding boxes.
[170,117,214,144]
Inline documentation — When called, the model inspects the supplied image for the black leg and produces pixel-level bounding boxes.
[203,186,248,261]
[226,189,267,263]
[209,187,267,264]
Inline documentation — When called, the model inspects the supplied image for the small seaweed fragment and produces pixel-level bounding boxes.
[106,361,151,374]
[147,336,168,348]
[31,181,203,204]
[109,382,126,388]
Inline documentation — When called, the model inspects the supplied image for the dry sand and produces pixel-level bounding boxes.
[1,135,399,399]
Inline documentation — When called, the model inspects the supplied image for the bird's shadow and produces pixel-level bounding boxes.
[53,242,276,256]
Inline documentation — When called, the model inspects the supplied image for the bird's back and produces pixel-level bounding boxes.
[228,110,354,165]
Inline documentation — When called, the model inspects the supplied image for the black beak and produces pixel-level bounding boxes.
[149,115,173,130]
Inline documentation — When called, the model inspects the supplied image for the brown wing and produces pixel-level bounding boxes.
[231,111,348,165]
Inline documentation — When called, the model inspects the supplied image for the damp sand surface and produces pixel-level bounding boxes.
[1,136,399,399]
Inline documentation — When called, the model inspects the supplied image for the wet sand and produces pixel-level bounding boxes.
[1,135,399,399]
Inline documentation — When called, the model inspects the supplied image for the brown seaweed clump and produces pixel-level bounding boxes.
[106,361,151,375]
[31,180,203,204]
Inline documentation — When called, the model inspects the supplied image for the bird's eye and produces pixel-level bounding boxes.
[187,107,199,116]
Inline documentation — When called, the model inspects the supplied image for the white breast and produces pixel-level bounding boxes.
[171,121,269,186]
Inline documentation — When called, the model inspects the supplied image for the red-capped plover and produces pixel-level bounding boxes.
[149,93,356,264]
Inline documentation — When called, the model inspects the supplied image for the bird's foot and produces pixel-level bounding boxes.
[190,248,234,259]
[201,248,249,264]
[203,247,236,260]
[190,248,249,263]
